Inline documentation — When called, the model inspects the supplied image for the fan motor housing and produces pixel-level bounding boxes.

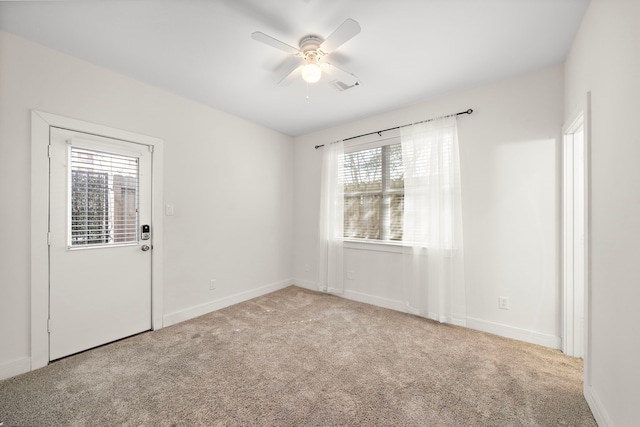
[299,35,323,53]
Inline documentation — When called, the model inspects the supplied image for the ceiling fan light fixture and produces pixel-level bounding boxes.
[252,18,361,87]
[301,63,321,83]
[301,54,322,83]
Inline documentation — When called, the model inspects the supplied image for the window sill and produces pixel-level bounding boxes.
[343,238,408,254]
[342,239,458,257]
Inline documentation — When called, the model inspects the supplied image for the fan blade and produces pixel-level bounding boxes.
[323,63,361,87]
[274,55,302,73]
[278,65,302,86]
[320,18,361,53]
[252,31,301,55]
[324,51,351,67]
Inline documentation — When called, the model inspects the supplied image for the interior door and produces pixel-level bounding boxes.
[48,127,152,360]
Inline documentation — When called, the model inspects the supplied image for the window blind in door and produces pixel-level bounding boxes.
[69,147,140,247]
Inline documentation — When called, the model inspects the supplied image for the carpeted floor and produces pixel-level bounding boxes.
[0,285,596,426]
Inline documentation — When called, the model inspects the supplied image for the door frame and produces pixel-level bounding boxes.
[561,92,591,373]
[562,110,585,358]
[30,110,164,370]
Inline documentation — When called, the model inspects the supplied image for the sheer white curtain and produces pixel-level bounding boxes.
[401,116,466,325]
[317,141,345,293]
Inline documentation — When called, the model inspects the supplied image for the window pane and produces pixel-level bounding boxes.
[342,143,404,242]
[389,144,404,191]
[70,147,139,247]
[344,195,381,240]
[342,147,382,192]
[113,176,138,243]
[71,171,109,245]
[389,194,404,241]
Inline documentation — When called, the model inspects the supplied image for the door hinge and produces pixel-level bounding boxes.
[148,145,154,153]
[47,319,52,333]
[48,145,52,158]
[47,232,51,246]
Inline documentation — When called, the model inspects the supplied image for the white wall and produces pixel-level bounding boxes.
[0,31,293,378]
[293,65,563,349]
[564,0,640,425]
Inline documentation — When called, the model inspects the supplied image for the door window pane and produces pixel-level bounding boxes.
[69,147,139,247]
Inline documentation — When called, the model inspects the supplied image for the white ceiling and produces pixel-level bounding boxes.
[0,0,590,136]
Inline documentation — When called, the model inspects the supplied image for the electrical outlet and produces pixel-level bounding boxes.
[304,264,310,272]
[498,296,509,310]
[347,271,355,280]
[209,279,216,290]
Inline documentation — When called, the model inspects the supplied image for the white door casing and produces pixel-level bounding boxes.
[48,128,152,360]
[562,105,589,360]
[31,111,164,369]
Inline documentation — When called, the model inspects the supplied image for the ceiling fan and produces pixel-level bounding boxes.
[251,18,361,87]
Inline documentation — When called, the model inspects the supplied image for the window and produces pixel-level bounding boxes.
[342,142,404,241]
[69,147,140,247]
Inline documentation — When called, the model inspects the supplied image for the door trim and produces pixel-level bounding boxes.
[562,110,585,358]
[561,92,591,374]
[31,111,164,370]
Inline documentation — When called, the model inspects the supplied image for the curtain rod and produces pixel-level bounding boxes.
[314,108,473,149]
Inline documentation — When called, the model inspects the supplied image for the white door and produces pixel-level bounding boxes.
[48,127,153,360]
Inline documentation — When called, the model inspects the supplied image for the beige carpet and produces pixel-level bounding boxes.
[0,286,596,426]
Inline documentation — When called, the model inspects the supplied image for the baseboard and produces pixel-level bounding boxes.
[163,279,293,327]
[0,357,31,380]
[584,384,613,427]
[341,289,407,313]
[292,282,561,350]
[294,280,407,308]
[466,317,561,349]
[292,281,408,313]
[292,278,319,292]
[340,290,470,327]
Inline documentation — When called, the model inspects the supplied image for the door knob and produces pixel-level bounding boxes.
[141,245,150,252]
